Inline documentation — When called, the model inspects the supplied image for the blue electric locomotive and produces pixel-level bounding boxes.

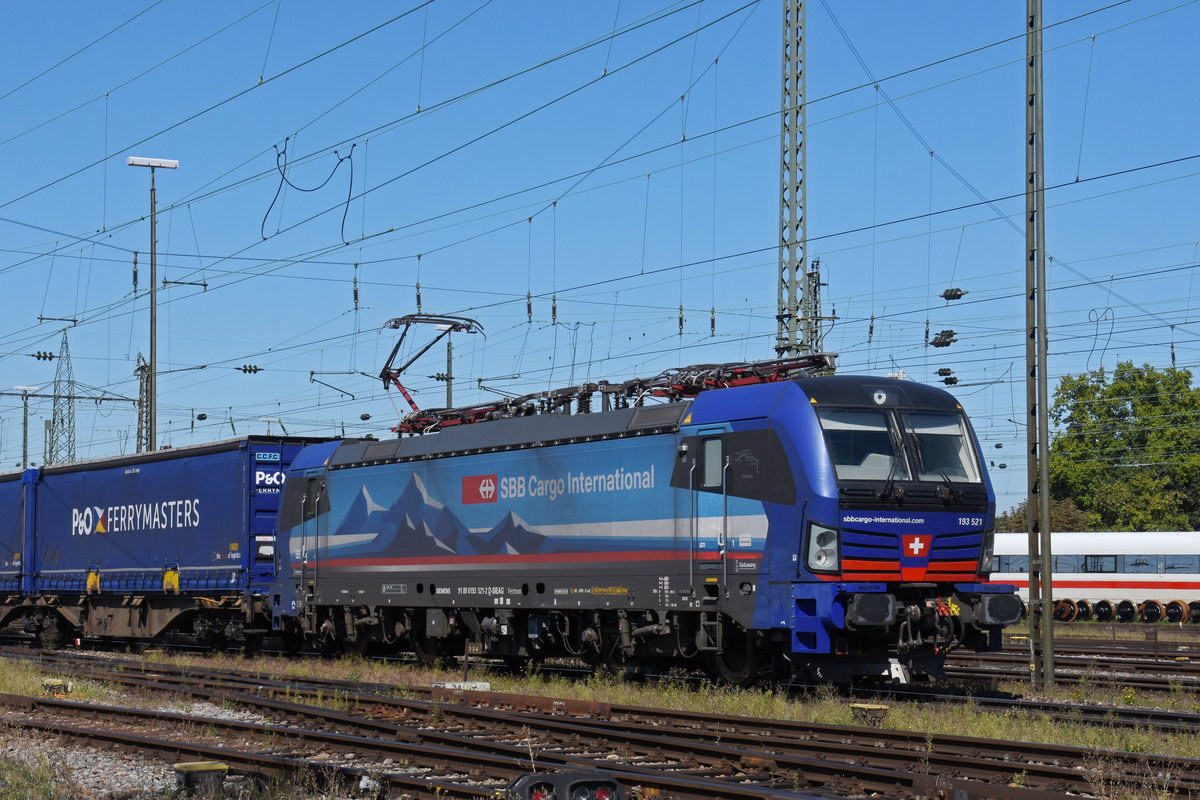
[272,359,1020,683]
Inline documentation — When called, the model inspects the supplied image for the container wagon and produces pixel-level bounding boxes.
[0,435,329,648]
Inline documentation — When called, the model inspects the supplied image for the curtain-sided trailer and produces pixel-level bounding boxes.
[0,436,328,647]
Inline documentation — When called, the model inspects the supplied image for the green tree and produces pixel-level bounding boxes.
[995,497,1090,532]
[1048,361,1200,530]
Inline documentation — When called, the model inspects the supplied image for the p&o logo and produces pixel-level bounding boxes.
[462,474,498,504]
[72,506,107,536]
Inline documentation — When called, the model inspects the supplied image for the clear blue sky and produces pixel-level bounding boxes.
[1,1,1197,513]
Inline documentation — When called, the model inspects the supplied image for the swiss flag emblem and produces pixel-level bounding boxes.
[901,534,931,581]
[462,474,498,504]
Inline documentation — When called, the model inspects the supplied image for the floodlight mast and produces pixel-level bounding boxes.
[127,156,179,451]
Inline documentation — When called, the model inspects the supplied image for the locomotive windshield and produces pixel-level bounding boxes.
[816,408,910,482]
[902,411,981,483]
[817,406,981,484]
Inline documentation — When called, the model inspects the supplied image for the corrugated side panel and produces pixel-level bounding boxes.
[36,449,248,594]
[247,439,325,584]
[0,474,22,590]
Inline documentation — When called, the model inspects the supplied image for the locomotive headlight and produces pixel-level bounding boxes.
[979,529,995,575]
[806,523,840,573]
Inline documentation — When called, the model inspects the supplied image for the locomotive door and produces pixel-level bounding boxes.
[684,430,729,654]
[689,432,729,580]
[298,476,326,605]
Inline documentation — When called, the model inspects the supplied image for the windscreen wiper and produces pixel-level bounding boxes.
[904,416,960,503]
[879,426,907,502]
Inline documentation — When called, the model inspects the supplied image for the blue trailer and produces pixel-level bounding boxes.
[0,471,27,593]
[0,435,329,645]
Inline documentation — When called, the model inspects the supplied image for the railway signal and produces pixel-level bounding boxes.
[504,770,623,800]
[930,330,957,348]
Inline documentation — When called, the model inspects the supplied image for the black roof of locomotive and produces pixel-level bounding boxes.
[330,372,963,469]
[795,375,963,411]
[330,401,692,467]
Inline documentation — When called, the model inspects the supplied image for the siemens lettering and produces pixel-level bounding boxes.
[71,498,201,536]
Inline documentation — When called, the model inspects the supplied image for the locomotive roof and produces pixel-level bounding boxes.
[795,375,963,411]
[331,371,966,468]
[330,401,693,467]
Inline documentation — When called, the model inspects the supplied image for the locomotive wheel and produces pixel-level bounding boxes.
[411,634,459,668]
[281,624,304,658]
[601,641,643,679]
[702,624,759,688]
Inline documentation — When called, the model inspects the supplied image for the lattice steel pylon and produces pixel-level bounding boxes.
[776,0,805,358]
[801,257,834,354]
[135,354,151,453]
[47,330,76,464]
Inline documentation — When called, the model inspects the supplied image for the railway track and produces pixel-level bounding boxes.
[948,648,1200,691]
[3,651,1196,798]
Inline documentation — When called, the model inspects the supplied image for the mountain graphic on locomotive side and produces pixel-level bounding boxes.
[0,354,1020,684]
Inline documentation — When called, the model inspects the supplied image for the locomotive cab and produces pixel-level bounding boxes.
[787,377,1021,682]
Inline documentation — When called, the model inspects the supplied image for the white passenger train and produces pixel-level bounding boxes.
[992,531,1200,623]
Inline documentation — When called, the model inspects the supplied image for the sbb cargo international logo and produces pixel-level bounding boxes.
[462,474,498,504]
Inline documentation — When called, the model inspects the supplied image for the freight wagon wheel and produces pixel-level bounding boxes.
[1115,600,1137,623]
[702,624,759,688]
[207,631,230,654]
[1093,600,1114,623]
[242,634,262,659]
[1165,600,1188,624]
[1074,600,1092,622]
[1190,602,1200,625]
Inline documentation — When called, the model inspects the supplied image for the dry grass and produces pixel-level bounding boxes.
[0,658,114,702]
[157,651,1200,763]
[16,647,1200,767]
